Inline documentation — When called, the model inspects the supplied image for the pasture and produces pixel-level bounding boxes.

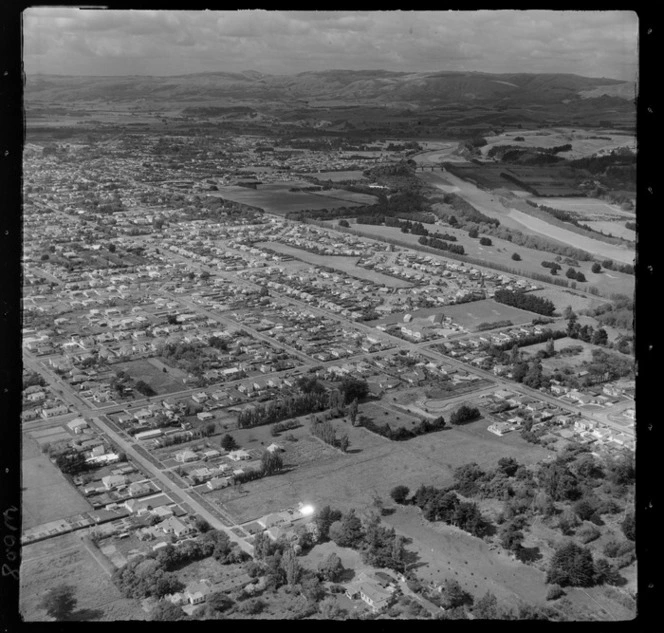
[20,532,145,621]
[22,434,93,530]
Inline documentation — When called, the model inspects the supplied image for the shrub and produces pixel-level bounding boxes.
[511,252,521,261]
[577,524,600,544]
[546,585,565,601]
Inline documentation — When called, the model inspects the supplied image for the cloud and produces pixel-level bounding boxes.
[22,9,638,81]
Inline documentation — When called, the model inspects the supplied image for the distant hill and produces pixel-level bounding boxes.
[25,69,634,110]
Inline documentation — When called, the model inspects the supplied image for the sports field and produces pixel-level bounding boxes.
[433,299,538,330]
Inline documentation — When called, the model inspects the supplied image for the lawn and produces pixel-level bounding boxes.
[19,532,146,621]
[534,337,599,372]
[527,287,610,314]
[22,434,93,530]
[115,358,188,395]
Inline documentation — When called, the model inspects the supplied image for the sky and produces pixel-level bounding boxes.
[23,9,639,82]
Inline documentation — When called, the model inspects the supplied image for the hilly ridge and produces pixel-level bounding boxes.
[26,69,633,108]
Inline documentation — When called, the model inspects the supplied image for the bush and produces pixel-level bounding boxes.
[546,585,565,601]
[479,237,492,246]
[591,262,602,274]
[511,252,521,261]
[577,524,600,544]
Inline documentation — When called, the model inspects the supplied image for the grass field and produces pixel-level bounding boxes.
[115,358,188,395]
[385,505,549,610]
[528,196,635,219]
[303,170,368,182]
[209,411,551,525]
[20,532,145,621]
[212,184,368,215]
[527,288,610,313]
[480,128,636,161]
[22,434,93,530]
[583,221,636,241]
[257,241,413,288]
[434,299,538,330]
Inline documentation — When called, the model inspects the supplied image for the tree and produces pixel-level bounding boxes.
[440,579,473,609]
[281,546,302,589]
[314,505,342,542]
[318,552,345,582]
[390,485,410,505]
[338,219,350,228]
[194,516,211,533]
[468,227,479,238]
[331,510,364,548]
[511,252,521,261]
[220,434,238,451]
[340,377,369,404]
[497,457,519,477]
[473,591,499,619]
[591,262,602,274]
[348,398,359,425]
[450,404,481,425]
[621,513,635,541]
[546,585,565,601]
[591,328,608,346]
[150,601,187,621]
[40,585,77,621]
[546,541,596,587]
[479,237,492,246]
[261,450,284,476]
[593,558,622,586]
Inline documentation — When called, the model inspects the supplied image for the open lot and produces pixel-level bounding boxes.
[22,434,93,530]
[20,532,145,621]
[524,337,599,372]
[258,241,413,288]
[115,358,188,395]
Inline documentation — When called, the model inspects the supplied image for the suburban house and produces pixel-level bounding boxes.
[161,516,194,538]
[101,474,128,490]
[227,449,251,461]
[67,417,89,434]
[184,579,212,605]
[345,572,395,613]
[175,449,198,463]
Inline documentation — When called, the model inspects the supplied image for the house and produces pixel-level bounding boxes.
[227,449,250,461]
[128,481,151,497]
[202,449,221,460]
[266,443,284,454]
[487,422,511,437]
[345,572,395,613]
[207,476,232,490]
[184,579,212,605]
[175,449,198,463]
[161,516,194,538]
[101,474,128,490]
